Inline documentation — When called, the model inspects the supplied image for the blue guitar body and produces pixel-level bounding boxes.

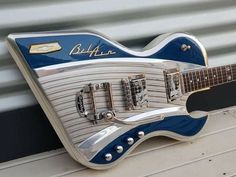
[7,31,208,169]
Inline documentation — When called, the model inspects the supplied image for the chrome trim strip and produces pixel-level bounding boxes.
[35,58,167,77]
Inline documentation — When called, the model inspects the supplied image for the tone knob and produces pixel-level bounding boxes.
[127,137,134,145]
[115,145,124,153]
[138,131,145,138]
[104,153,112,161]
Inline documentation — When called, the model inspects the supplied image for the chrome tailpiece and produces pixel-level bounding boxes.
[76,82,115,124]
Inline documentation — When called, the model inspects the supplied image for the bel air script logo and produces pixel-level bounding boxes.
[69,43,116,57]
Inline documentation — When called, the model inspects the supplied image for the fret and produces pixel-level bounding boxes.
[212,67,218,85]
[183,73,188,93]
[203,69,210,87]
[188,72,193,92]
[224,65,231,82]
[208,68,214,87]
[183,73,189,93]
[216,67,220,85]
[196,70,202,90]
[222,66,227,83]
[222,66,228,83]
[185,73,190,93]
[220,66,225,83]
[207,69,210,87]
[234,64,236,80]
[232,64,236,80]
[193,71,199,90]
[232,65,235,80]
[200,69,206,89]
[228,65,233,81]
[216,67,223,84]
[191,71,197,91]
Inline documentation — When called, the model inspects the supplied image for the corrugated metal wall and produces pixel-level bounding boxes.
[0,0,236,112]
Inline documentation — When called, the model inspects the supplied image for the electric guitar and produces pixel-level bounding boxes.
[6,31,236,170]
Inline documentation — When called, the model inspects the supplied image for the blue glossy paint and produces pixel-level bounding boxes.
[90,115,207,164]
[15,33,206,69]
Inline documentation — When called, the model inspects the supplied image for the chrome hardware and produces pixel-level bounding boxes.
[164,69,183,102]
[29,42,62,54]
[138,131,145,138]
[122,74,148,110]
[127,137,134,145]
[104,153,112,161]
[115,146,124,153]
[181,44,191,51]
[76,82,115,124]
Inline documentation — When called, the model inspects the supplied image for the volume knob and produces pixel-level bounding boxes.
[115,145,124,153]
[104,153,112,161]
[127,137,134,145]
[138,131,145,138]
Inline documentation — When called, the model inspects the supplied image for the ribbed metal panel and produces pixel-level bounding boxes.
[0,0,236,112]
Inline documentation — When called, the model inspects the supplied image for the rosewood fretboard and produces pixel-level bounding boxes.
[182,64,236,93]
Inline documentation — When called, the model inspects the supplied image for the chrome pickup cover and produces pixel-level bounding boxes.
[164,68,183,102]
[122,74,148,110]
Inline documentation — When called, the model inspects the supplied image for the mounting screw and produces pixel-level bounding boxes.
[181,44,191,51]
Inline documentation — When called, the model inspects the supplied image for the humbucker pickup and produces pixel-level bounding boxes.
[122,74,148,110]
[164,69,183,102]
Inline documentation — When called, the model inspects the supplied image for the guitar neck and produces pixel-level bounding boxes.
[182,64,236,93]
